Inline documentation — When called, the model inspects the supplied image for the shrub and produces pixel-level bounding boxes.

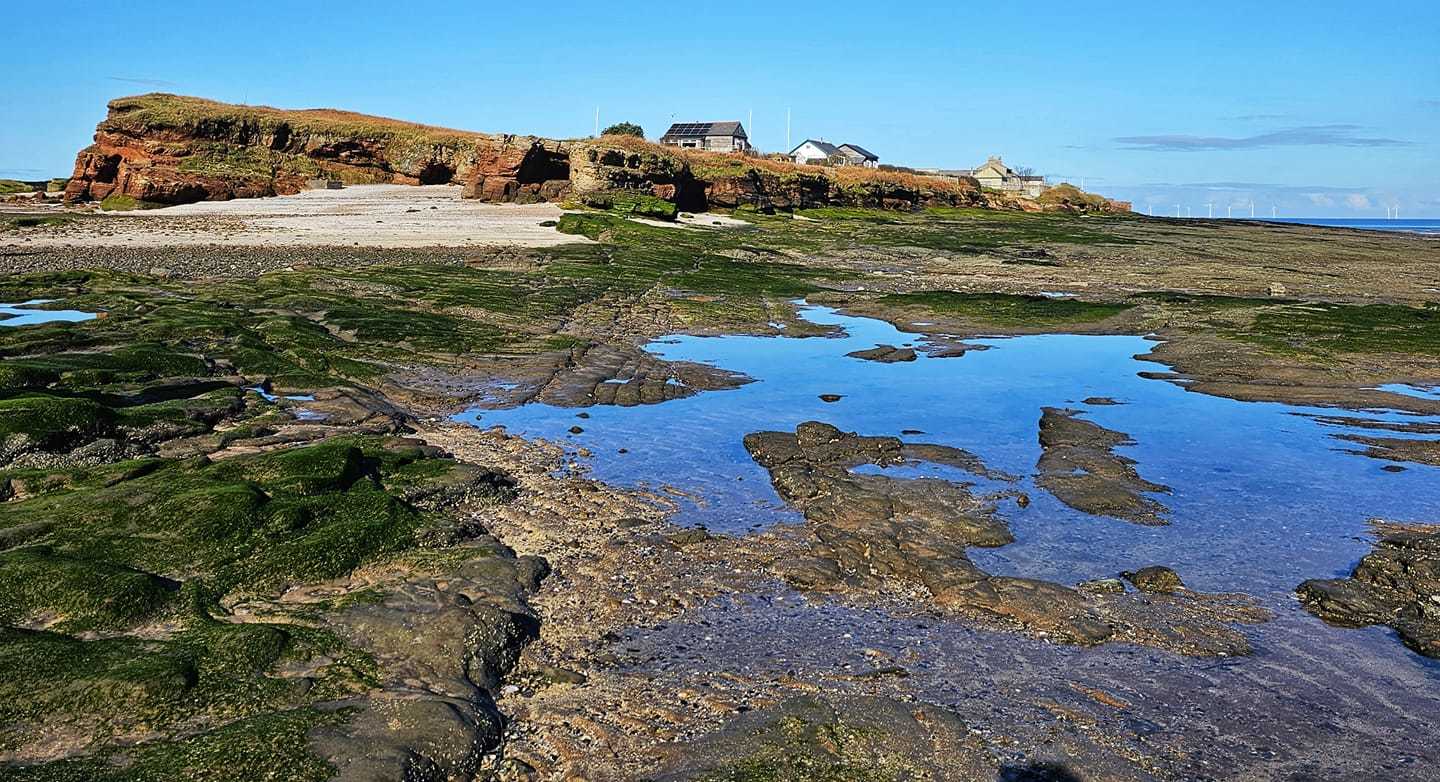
[601,122,644,138]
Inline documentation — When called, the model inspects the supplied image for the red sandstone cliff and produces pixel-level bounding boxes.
[64,94,1127,216]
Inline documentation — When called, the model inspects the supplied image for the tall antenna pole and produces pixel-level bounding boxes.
[594,107,600,137]
[748,108,753,148]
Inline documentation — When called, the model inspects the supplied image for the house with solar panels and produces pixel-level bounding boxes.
[658,121,751,153]
[789,139,880,168]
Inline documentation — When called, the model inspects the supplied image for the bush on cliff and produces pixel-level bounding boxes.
[601,122,645,138]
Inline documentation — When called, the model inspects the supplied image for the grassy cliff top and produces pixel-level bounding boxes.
[101,93,540,144]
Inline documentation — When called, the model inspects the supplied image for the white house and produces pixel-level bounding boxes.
[789,139,880,167]
[659,121,751,153]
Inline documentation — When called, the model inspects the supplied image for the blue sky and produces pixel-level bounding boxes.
[3,1,1437,216]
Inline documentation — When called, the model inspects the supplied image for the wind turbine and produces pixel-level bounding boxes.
[1250,201,1255,219]
[1206,203,1214,219]
[1227,204,1233,219]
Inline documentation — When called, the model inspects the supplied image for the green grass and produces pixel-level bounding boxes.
[0,179,34,195]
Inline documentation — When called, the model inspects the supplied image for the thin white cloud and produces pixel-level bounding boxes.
[1115,125,1412,151]
[107,76,178,88]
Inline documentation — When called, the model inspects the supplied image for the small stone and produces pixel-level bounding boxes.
[819,394,843,403]
[1078,577,1127,595]
[1123,565,1185,594]
[569,426,584,434]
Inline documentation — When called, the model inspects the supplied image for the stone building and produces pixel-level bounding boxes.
[971,156,1048,197]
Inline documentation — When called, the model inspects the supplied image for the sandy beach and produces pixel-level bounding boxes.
[1,185,580,249]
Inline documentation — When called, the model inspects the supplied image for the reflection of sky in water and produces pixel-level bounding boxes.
[458,304,1440,598]
[1377,383,1440,401]
[0,300,97,327]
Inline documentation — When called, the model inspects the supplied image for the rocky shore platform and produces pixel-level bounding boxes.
[1,190,1438,780]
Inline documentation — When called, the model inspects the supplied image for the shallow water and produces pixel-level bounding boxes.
[460,304,1440,596]
[0,300,97,327]
[458,302,1440,775]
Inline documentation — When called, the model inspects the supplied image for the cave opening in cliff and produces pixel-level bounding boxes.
[418,162,456,185]
[516,148,570,186]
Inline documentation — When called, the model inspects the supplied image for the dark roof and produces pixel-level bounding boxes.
[837,143,878,161]
[791,139,841,156]
[661,121,747,139]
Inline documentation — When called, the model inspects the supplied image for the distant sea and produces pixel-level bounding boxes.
[1255,218,1440,236]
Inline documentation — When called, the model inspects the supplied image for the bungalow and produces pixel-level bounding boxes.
[789,139,880,167]
[836,144,879,168]
[971,156,1048,197]
[659,121,751,153]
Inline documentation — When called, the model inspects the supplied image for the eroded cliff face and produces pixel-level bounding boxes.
[64,94,1125,215]
[63,94,569,207]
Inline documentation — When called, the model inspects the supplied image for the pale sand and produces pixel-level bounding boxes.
[3,185,586,249]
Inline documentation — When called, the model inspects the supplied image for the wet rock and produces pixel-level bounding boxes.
[310,546,542,780]
[535,664,588,686]
[528,343,752,408]
[745,422,1266,653]
[1035,407,1171,525]
[1336,434,1440,467]
[744,423,1120,643]
[649,696,994,781]
[1078,577,1127,595]
[1297,521,1440,658]
[664,528,713,548]
[568,426,584,434]
[1123,566,1185,594]
[818,394,843,403]
[1082,396,1124,406]
[846,344,917,363]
